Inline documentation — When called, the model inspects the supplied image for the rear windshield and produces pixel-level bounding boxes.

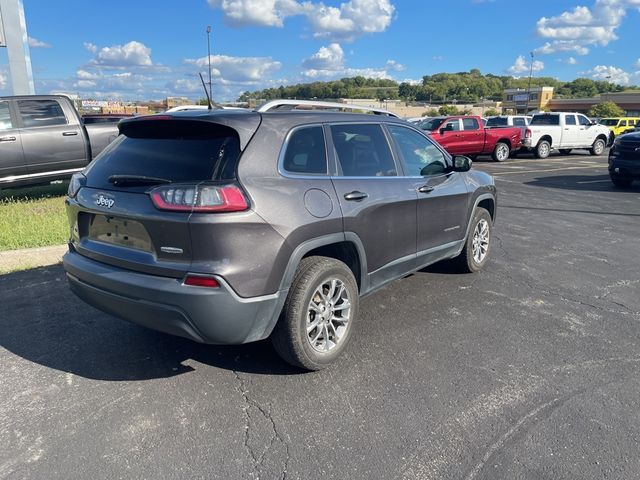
[530,114,560,126]
[486,117,508,127]
[85,120,241,188]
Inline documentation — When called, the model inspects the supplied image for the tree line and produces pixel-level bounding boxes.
[238,69,634,103]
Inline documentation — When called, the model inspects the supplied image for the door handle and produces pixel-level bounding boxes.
[62,131,78,136]
[418,185,435,194]
[343,191,368,201]
[0,136,16,142]
[564,128,570,130]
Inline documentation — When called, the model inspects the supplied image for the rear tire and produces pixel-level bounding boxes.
[590,138,606,156]
[451,208,492,273]
[559,149,572,155]
[610,175,633,188]
[492,142,510,162]
[535,140,551,159]
[271,256,359,371]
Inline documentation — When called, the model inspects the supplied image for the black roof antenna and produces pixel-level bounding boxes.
[198,72,216,110]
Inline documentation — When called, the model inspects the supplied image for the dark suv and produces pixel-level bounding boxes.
[63,104,497,370]
[609,131,640,187]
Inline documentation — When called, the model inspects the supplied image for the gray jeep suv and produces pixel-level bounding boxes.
[63,104,497,370]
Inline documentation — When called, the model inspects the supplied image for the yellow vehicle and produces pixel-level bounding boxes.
[599,117,640,137]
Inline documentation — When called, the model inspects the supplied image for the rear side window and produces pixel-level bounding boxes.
[530,115,560,126]
[462,118,479,130]
[486,117,508,127]
[0,102,12,130]
[513,118,527,126]
[17,99,67,127]
[85,120,241,188]
[565,115,576,125]
[330,124,397,177]
[282,126,327,175]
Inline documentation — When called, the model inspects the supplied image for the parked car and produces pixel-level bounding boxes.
[599,117,640,137]
[608,131,640,187]
[82,113,133,124]
[0,95,119,189]
[418,115,522,162]
[486,115,531,145]
[62,101,497,370]
[522,112,612,158]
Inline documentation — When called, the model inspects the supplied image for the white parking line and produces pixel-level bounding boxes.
[576,179,610,184]
[492,165,607,176]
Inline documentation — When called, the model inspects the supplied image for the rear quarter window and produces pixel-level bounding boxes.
[84,120,241,188]
[282,126,327,175]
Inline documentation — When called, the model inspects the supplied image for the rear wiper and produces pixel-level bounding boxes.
[108,175,171,186]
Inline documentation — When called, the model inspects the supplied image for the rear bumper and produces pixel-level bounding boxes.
[63,250,286,344]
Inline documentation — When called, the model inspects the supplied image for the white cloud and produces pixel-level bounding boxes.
[432,55,444,61]
[581,65,631,85]
[301,43,398,79]
[83,42,98,54]
[507,55,545,75]
[28,37,51,48]
[184,54,282,83]
[567,56,578,65]
[208,0,395,41]
[90,41,153,67]
[301,43,344,70]
[168,78,204,94]
[534,0,640,55]
[636,58,640,68]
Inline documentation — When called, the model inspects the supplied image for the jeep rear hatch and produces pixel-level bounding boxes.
[70,115,259,277]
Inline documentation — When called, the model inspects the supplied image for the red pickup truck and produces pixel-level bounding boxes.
[418,116,522,162]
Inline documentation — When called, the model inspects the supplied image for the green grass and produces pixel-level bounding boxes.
[0,182,70,251]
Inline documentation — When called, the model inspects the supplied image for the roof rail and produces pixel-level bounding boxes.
[256,99,399,118]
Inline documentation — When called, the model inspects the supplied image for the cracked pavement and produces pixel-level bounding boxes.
[1,153,640,479]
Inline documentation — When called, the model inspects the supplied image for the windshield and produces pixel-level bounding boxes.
[599,119,619,126]
[530,114,560,126]
[418,117,446,132]
[486,117,508,127]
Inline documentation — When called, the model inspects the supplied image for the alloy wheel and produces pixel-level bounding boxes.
[306,278,351,353]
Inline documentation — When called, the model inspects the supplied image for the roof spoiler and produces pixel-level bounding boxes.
[256,99,399,118]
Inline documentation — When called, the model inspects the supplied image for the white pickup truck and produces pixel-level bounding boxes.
[522,112,612,158]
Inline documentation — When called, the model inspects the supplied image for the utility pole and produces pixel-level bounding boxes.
[206,25,212,102]
[524,51,534,114]
[0,0,35,95]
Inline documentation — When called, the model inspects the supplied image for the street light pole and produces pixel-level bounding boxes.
[206,26,212,102]
[524,51,534,114]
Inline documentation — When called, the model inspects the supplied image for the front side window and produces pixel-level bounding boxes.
[443,119,461,131]
[331,124,397,177]
[0,102,12,130]
[620,120,628,127]
[578,115,591,126]
[462,118,479,130]
[565,115,577,125]
[387,125,448,176]
[17,99,67,127]
[282,126,327,175]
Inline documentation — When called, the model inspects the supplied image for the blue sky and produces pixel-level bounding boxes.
[1,0,639,101]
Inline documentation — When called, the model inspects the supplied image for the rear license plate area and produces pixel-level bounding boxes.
[87,215,153,252]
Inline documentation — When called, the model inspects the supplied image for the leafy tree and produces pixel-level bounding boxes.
[422,108,440,117]
[587,101,625,118]
[484,108,500,117]
[439,105,460,116]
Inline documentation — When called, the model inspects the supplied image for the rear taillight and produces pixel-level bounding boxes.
[150,184,248,213]
[183,274,220,288]
[68,172,86,198]
[525,128,532,139]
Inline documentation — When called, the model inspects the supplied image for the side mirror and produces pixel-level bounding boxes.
[452,155,472,172]
[439,127,447,135]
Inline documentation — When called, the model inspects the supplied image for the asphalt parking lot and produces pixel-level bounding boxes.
[1,150,639,480]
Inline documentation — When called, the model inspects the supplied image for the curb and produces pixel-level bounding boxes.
[0,244,68,274]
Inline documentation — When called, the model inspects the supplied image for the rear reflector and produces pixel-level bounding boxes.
[150,184,248,213]
[184,275,220,288]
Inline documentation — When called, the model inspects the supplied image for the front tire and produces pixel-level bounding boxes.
[451,208,492,273]
[590,138,606,156]
[610,175,633,188]
[271,256,359,371]
[535,140,551,159]
[492,142,510,162]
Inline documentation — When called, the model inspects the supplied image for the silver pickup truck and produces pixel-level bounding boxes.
[0,95,119,189]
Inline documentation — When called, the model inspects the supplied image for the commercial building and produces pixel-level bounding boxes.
[501,87,554,114]
[548,91,640,116]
